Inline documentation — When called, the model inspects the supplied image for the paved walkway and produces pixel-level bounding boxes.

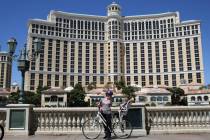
[4,134,210,140]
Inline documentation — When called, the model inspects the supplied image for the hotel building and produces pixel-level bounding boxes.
[0,52,12,89]
[25,2,204,91]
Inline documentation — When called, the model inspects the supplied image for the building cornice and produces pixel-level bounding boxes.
[50,10,107,21]
[179,20,201,25]
[123,12,179,20]
[28,19,55,27]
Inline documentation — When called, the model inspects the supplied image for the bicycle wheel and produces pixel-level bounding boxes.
[113,119,133,138]
[0,125,4,140]
[82,119,102,139]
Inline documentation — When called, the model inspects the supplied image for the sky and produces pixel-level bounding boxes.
[0,0,210,85]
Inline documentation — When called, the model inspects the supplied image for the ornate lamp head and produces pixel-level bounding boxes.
[7,37,17,56]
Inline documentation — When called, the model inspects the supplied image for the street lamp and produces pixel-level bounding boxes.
[7,37,41,104]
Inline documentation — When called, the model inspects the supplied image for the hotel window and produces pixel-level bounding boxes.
[133,43,138,73]
[55,40,60,72]
[100,76,104,84]
[153,20,160,39]
[178,39,184,71]
[93,76,97,84]
[31,24,39,34]
[63,75,67,88]
[188,73,193,83]
[0,63,4,87]
[172,74,176,87]
[196,73,201,83]
[149,75,153,85]
[134,76,138,84]
[155,42,160,73]
[30,37,36,70]
[148,42,153,73]
[78,42,83,73]
[85,76,89,85]
[93,43,97,73]
[146,21,152,39]
[86,42,90,73]
[140,43,145,73]
[39,74,43,86]
[186,38,192,70]
[138,21,145,40]
[194,37,200,70]
[113,42,118,73]
[78,76,82,84]
[160,19,167,38]
[168,18,174,37]
[192,25,199,35]
[141,76,146,87]
[47,74,51,87]
[131,22,138,40]
[176,27,183,36]
[180,74,184,80]
[100,43,104,73]
[55,75,59,87]
[48,39,53,71]
[30,73,35,90]
[63,41,68,72]
[127,76,130,85]
[162,41,168,72]
[170,40,176,72]
[70,76,74,86]
[70,41,75,73]
[157,75,161,85]
[164,75,169,86]
[126,43,130,73]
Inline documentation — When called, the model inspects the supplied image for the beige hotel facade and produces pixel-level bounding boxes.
[25,2,204,91]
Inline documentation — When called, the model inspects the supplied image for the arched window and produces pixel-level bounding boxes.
[139,96,145,102]
[163,96,169,101]
[197,96,202,101]
[150,96,157,101]
[204,96,209,101]
[191,96,195,101]
[51,95,58,102]
[157,96,163,101]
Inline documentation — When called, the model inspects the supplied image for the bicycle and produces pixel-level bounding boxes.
[82,106,133,139]
[0,124,4,140]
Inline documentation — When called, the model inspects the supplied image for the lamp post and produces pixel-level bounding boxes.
[7,37,41,104]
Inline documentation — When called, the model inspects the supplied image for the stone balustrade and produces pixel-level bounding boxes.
[146,106,210,134]
[33,107,121,134]
[0,108,7,127]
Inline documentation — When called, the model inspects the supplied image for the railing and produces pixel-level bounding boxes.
[0,108,7,128]
[146,106,210,134]
[33,107,121,134]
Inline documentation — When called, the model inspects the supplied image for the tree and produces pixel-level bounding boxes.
[114,80,126,90]
[166,87,185,105]
[8,85,50,106]
[122,86,136,100]
[67,83,88,107]
[87,82,96,90]
[8,92,19,104]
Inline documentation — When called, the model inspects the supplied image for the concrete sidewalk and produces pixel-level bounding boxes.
[4,134,210,140]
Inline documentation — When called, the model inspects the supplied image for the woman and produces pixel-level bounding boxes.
[98,90,113,140]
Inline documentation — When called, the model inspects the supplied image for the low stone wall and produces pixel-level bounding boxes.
[33,107,120,134]
[146,106,210,134]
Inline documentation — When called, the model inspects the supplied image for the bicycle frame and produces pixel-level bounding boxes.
[94,108,126,133]
[95,111,113,133]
